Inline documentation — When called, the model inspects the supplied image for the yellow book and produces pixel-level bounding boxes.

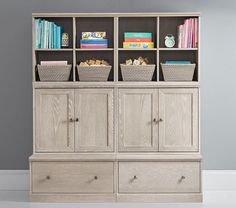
[123,42,154,48]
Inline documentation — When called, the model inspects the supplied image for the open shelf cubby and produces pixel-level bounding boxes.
[35,51,73,81]
[118,50,157,81]
[159,50,198,81]
[76,17,114,48]
[35,17,74,49]
[76,50,114,81]
[118,17,157,48]
[159,16,199,49]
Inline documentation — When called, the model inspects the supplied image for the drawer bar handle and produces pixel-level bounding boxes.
[69,118,79,122]
[179,175,186,183]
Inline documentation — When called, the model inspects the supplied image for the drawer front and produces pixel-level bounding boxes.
[119,162,200,193]
[32,162,114,193]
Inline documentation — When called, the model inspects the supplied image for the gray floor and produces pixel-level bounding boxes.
[0,191,236,208]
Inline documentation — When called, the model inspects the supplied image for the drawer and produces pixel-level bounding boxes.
[119,162,200,193]
[32,162,114,193]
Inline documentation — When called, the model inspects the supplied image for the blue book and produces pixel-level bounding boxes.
[56,26,62,48]
[165,61,191,64]
[80,39,108,44]
[40,20,45,48]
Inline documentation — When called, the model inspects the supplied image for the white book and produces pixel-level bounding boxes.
[40,61,68,66]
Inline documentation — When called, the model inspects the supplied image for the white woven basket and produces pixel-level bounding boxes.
[120,64,156,81]
[77,65,111,81]
[161,63,196,81]
[37,64,72,81]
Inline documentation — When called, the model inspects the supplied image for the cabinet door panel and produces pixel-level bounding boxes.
[159,89,198,151]
[75,89,113,152]
[119,89,158,152]
[35,89,74,152]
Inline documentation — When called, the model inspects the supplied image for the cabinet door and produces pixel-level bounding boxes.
[159,89,199,152]
[35,89,74,152]
[75,89,113,152]
[119,89,158,152]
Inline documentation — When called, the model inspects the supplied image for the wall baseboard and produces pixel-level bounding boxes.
[0,170,236,191]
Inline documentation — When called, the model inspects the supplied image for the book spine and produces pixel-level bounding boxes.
[56,26,62,48]
[124,38,152,42]
[124,32,152,38]
[40,20,45,48]
[80,44,108,48]
[53,23,57,48]
[34,19,39,48]
[123,42,154,49]
[80,39,108,44]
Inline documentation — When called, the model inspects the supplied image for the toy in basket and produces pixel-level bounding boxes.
[77,59,111,81]
[161,61,196,81]
[37,61,72,81]
[120,57,155,81]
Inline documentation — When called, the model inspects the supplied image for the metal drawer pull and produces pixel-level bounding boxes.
[46,175,50,180]
[179,175,186,183]
[159,118,163,122]
[69,118,79,122]
[94,176,98,180]
[130,175,138,183]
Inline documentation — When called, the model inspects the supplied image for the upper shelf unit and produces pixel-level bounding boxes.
[32,13,200,83]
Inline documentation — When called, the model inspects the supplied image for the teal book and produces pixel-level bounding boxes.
[53,23,57,48]
[124,32,152,38]
[56,26,62,48]
[165,61,191,64]
[40,20,45,48]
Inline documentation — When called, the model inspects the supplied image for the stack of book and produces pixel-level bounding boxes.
[34,19,63,49]
[177,18,198,48]
[80,32,108,48]
[123,33,154,49]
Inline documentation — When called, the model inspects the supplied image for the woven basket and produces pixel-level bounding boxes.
[161,63,196,81]
[77,65,111,81]
[37,65,72,81]
[120,64,156,81]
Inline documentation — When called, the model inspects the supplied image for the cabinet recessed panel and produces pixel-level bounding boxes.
[119,89,158,151]
[75,89,113,152]
[159,89,198,151]
[35,89,74,152]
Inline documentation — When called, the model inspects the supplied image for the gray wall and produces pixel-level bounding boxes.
[0,0,235,170]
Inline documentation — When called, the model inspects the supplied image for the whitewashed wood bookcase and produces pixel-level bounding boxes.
[30,13,202,202]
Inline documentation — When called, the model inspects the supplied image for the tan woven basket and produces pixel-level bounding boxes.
[161,63,196,81]
[37,64,72,81]
[77,65,111,81]
[120,64,156,81]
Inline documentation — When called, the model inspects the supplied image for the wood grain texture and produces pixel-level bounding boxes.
[75,89,113,152]
[32,161,114,193]
[118,161,201,193]
[159,88,199,152]
[119,89,158,152]
[35,89,74,152]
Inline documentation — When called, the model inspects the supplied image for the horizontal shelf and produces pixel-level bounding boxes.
[29,153,202,161]
[118,48,157,51]
[33,81,200,88]
[76,48,114,51]
[159,48,198,51]
[34,48,73,51]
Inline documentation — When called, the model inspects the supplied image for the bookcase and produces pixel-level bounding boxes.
[30,13,202,203]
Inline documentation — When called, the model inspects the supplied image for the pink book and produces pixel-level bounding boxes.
[40,61,68,65]
[184,19,189,48]
[195,18,198,48]
[80,44,108,48]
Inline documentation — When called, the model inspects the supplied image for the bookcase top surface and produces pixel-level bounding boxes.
[32,12,200,18]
